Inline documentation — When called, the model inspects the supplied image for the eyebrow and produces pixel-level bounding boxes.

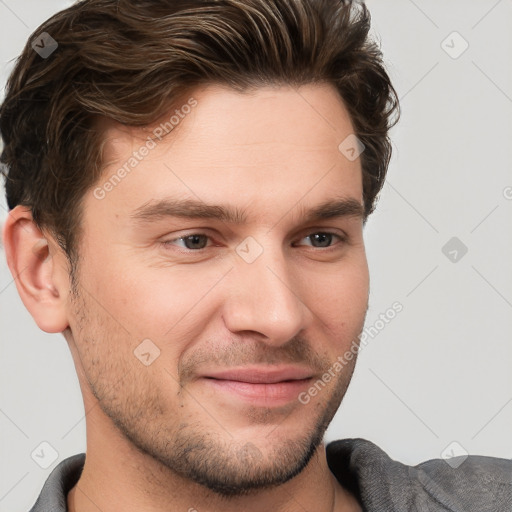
[130,196,365,225]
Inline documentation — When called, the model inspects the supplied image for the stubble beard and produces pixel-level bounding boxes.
[68,279,359,498]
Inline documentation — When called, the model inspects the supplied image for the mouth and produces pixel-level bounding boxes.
[199,366,314,405]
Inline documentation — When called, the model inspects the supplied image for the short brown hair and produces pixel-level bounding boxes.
[1,0,399,264]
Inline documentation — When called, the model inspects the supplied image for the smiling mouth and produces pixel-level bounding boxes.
[199,365,315,404]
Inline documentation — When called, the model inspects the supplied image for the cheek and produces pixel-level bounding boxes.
[88,260,227,342]
[309,284,367,364]
[305,259,369,332]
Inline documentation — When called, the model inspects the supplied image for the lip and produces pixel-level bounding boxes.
[201,365,314,384]
[199,366,314,405]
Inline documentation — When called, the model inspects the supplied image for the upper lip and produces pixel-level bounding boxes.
[202,365,314,384]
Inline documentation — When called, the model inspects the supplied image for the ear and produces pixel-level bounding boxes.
[2,205,70,333]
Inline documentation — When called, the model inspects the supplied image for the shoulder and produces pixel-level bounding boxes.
[414,452,511,510]
[326,438,512,512]
[29,453,85,512]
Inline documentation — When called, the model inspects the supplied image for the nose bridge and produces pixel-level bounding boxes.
[222,238,309,343]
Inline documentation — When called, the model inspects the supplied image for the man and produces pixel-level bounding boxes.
[1,0,510,511]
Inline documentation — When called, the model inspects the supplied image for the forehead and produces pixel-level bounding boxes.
[100,82,356,163]
[90,83,363,224]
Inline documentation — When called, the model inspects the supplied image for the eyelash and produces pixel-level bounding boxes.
[162,231,347,252]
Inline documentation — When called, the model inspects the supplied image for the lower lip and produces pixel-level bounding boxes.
[202,378,312,405]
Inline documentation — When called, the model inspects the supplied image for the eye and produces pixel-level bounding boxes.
[164,234,211,250]
[162,231,346,252]
[295,232,345,249]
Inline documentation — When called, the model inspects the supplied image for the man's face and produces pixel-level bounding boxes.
[66,84,369,495]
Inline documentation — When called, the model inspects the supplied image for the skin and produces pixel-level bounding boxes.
[4,83,367,512]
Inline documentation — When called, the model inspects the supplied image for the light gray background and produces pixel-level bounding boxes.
[1,0,511,510]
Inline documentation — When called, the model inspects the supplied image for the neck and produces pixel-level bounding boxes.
[66,415,360,512]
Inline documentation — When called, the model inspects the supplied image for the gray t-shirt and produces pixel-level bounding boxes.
[29,438,512,511]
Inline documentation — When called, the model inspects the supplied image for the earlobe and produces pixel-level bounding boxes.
[2,205,70,333]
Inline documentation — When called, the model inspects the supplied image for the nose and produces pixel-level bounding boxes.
[222,245,311,345]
